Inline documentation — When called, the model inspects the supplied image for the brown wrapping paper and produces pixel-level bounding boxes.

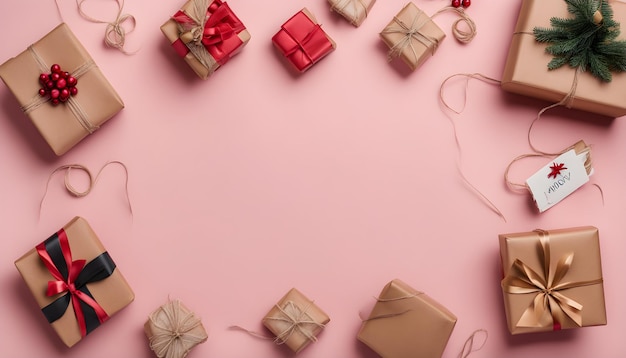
[14,217,134,347]
[501,0,626,117]
[0,23,124,156]
[328,0,376,27]
[161,0,251,80]
[357,279,457,358]
[379,2,445,72]
[499,227,606,335]
[144,300,208,358]
[262,288,330,354]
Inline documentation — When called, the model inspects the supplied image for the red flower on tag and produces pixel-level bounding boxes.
[548,162,567,179]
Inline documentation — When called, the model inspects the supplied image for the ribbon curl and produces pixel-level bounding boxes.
[36,229,115,337]
[502,230,603,330]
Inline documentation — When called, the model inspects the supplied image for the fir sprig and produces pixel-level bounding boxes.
[533,0,626,82]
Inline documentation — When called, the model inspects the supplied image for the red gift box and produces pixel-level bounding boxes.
[272,8,336,73]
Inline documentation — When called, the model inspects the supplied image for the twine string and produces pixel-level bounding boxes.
[458,329,488,358]
[382,9,441,63]
[39,161,133,219]
[439,73,507,222]
[175,0,218,75]
[148,300,207,358]
[54,0,137,55]
[431,6,477,43]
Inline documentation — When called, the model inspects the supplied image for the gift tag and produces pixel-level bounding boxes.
[526,149,592,212]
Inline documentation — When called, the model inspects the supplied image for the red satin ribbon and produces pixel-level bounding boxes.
[36,229,109,337]
[171,0,245,64]
[272,11,334,72]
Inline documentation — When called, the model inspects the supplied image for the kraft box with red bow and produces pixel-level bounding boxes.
[161,0,251,79]
[15,217,134,347]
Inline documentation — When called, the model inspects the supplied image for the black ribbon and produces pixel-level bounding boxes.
[38,231,116,335]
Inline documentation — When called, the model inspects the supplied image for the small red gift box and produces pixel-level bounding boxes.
[272,8,336,73]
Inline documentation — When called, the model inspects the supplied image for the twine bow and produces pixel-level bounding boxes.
[264,301,325,345]
[502,230,603,330]
[147,300,207,358]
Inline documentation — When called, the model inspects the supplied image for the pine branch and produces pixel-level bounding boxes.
[533,0,626,82]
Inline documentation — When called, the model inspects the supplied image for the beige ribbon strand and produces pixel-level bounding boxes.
[147,300,207,358]
[501,230,603,329]
[457,329,488,358]
[39,161,133,219]
[55,0,137,55]
[439,73,507,222]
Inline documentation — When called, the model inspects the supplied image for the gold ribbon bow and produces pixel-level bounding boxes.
[264,301,325,345]
[502,230,603,329]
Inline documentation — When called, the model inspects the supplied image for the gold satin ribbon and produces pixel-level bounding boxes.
[502,230,603,329]
[264,300,325,345]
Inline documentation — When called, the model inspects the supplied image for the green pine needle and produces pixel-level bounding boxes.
[533,0,626,82]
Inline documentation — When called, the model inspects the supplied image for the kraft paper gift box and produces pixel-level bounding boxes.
[500,227,606,335]
[328,0,376,27]
[145,300,208,358]
[501,0,626,117]
[14,217,134,347]
[0,23,124,156]
[357,279,457,358]
[161,0,251,80]
[272,8,336,73]
[262,288,330,354]
[379,2,446,72]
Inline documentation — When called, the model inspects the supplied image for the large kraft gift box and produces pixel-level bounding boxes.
[501,0,626,117]
[499,227,606,335]
[161,0,251,79]
[357,279,457,358]
[262,288,330,354]
[15,217,134,347]
[0,23,124,156]
[379,2,445,72]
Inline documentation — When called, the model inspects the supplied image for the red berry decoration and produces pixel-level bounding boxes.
[462,0,471,7]
[452,0,461,7]
[37,64,78,106]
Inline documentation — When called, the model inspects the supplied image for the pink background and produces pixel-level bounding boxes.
[1,0,625,357]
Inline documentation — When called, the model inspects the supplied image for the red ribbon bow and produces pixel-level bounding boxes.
[36,229,109,337]
[171,0,245,64]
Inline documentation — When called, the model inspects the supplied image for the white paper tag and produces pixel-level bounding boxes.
[525,149,591,212]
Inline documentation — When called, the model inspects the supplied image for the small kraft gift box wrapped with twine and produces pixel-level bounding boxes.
[14,217,134,347]
[262,288,330,354]
[328,0,376,27]
[161,0,251,79]
[500,227,606,334]
[0,23,124,156]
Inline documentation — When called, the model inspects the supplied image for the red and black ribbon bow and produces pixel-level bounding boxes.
[36,229,115,337]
